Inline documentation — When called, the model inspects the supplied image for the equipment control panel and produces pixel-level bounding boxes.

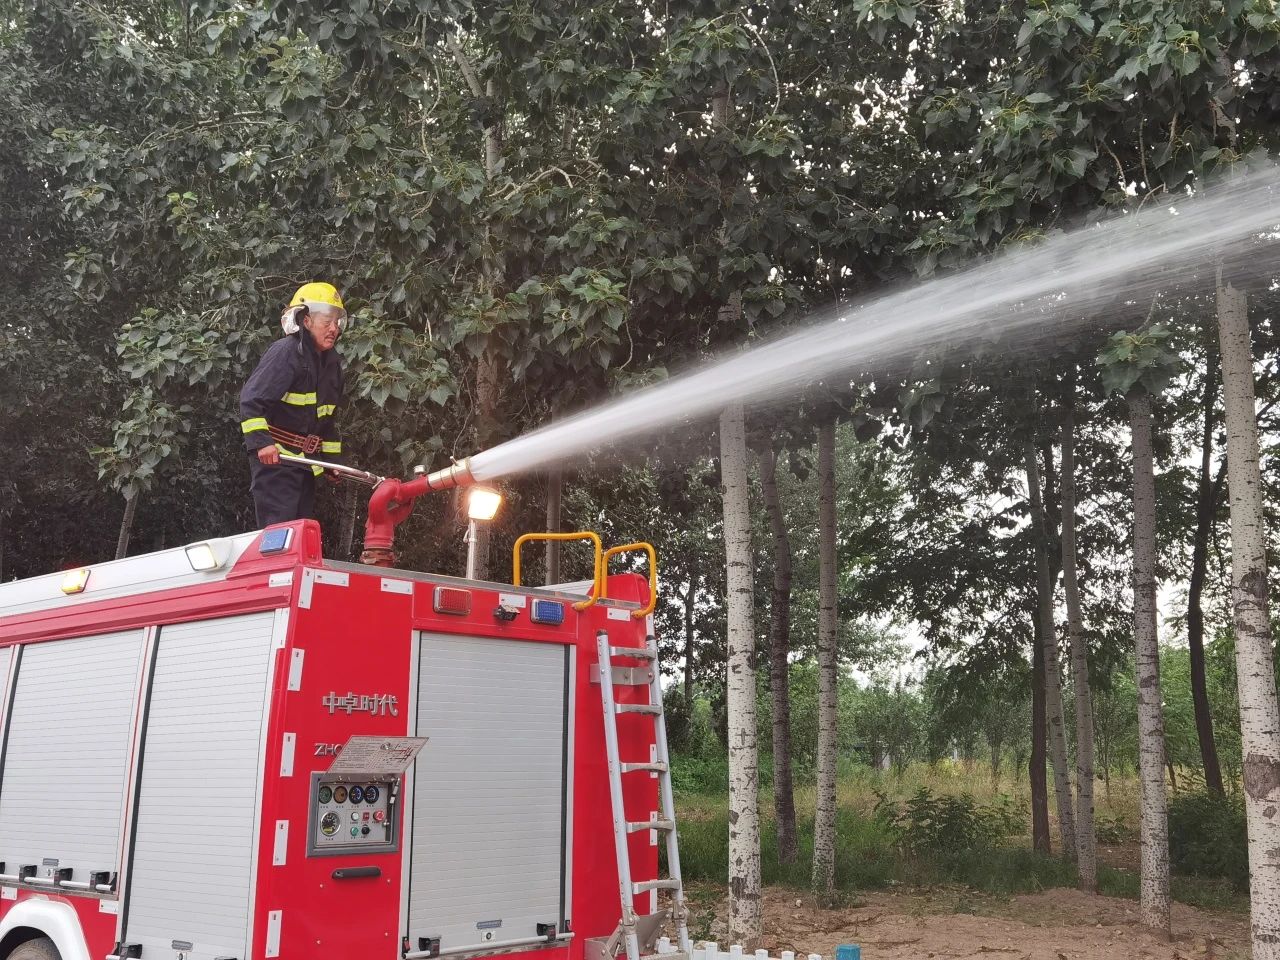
[307,773,400,856]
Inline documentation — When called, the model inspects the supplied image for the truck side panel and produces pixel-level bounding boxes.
[257,569,412,960]
[121,611,280,960]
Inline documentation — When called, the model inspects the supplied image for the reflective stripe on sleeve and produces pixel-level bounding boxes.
[317,404,336,417]
[281,391,317,406]
[241,417,269,434]
[321,441,342,454]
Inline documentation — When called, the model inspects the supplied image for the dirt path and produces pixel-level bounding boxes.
[685,886,1248,960]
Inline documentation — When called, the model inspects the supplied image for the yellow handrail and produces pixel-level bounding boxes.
[601,541,658,619]
[512,531,603,611]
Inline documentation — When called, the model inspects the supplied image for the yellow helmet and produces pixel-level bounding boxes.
[281,281,348,336]
[289,282,344,310]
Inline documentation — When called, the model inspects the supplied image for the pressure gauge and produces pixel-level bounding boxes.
[320,812,340,837]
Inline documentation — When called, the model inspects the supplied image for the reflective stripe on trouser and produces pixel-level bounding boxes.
[281,391,317,405]
[321,441,341,455]
[249,453,317,527]
[317,404,336,418]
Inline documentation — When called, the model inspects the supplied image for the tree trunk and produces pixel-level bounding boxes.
[1026,443,1077,860]
[1061,405,1098,892]
[1188,348,1226,796]
[1031,615,1051,854]
[813,422,839,893]
[758,446,798,866]
[683,576,696,710]
[545,467,562,585]
[1129,391,1171,937]
[990,733,1003,786]
[1217,280,1280,959]
[449,35,504,581]
[340,483,358,561]
[115,491,139,560]
[720,403,761,944]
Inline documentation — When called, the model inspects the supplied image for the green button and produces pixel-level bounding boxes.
[350,826,359,837]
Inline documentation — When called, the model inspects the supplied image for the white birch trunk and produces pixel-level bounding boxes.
[545,467,562,585]
[1217,280,1280,958]
[1025,443,1077,859]
[1061,408,1097,892]
[720,403,761,944]
[812,421,839,893]
[1129,392,1171,936]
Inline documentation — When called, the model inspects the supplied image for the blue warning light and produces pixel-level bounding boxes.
[530,599,566,625]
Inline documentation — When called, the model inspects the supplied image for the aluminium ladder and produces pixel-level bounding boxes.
[595,630,692,960]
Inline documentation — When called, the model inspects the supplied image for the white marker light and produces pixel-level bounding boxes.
[60,568,90,595]
[184,540,230,572]
[466,487,503,522]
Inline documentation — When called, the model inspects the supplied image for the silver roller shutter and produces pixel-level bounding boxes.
[409,633,572,954]
[0,630,145,881]
[122,612,278,960]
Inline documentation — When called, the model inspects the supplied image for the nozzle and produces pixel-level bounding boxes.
[421,458,475,492]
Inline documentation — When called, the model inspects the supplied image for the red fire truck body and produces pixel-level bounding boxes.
[0,520,662,960]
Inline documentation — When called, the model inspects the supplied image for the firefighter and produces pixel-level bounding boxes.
[239,282,347,526]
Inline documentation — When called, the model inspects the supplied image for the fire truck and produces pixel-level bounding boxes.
[0,498,693,960]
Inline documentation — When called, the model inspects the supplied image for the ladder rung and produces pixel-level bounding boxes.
[627,819,676,834]
[610,645,657,661]
[621,761,668,774]
[616,704,662,715]
[634,878,681,894]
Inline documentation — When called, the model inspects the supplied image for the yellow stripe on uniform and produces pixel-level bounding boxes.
[317,404,336,418]
[241,417,269,434]
[281,391,317,406]
[321,441,342,454]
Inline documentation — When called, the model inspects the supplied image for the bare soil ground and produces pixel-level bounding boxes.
[685,885,1248,960]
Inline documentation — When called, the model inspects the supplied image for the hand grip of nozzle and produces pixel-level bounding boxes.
[278,453,384,487]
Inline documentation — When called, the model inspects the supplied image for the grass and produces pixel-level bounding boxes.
[671,759,1249,914]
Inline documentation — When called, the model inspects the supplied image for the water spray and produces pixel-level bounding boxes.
[348,166,1280,569]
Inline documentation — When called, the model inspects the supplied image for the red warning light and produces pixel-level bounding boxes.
[433,586,471,616]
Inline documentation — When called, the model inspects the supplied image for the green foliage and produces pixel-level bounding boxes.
[1168,790,1249,889]
[874,788,1022,864]
[1094,814,1136,845]
[1097,325,1184,398]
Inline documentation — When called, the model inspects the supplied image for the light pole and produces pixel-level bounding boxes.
[464,486,503,580]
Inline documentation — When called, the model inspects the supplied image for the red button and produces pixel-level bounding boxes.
[374,810,386,823]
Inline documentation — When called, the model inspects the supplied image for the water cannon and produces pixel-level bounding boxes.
[359,458,479,567]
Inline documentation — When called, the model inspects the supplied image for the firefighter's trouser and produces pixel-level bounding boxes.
[249,455,316,526]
